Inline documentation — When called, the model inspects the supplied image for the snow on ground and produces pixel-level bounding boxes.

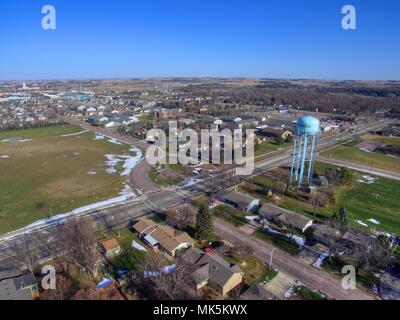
[368,218,380,225]
[312,252,329,268]
[358,147,373,153]
[87,171,97,175]
[245,215,258,221]
[132,241,147,252]
[0,155,9,159]
[0,138,32,143]
[176,178,203,189]
[60,130,89,137]
[93,134,105,140]
[26,185,136,229]
[355,220,368,227]
[357,175,377,185]
[108,138,123,145]
[263,225,305,247]
[104,146,142,176]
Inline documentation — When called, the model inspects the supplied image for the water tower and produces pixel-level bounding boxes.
[290,116,320,187]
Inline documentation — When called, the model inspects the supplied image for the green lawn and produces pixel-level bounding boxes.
[246,164,400,235]
[254,230,300,255]
[107,229,148,273]
[255,141,291,157]
[0,125,132,234]
[362,134,400,146]
[148,168,183,187]
[223,250,277,286]
[0,125,82,139]
[212,205,248,227]
[293,285,327,300]
[321,144,400,172]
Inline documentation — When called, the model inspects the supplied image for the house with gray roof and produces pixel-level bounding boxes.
[0,271,39,300]
[181,247,243,296]
[259,203,313,233]
[217,191,260,212]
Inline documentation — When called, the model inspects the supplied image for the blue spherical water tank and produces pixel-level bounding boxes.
[296,116,320,134]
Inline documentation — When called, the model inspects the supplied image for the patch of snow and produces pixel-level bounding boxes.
[355,220,368,227]
[162,264,177,274]
[368,218,380,225]
[263,225,305,247]
[245,215,258,221]
[357,175,377,185]
[60,130,89,137]
[312,252,329,269]
[177,178,203,189]
[0,155,9,159]
[108,138,123,145]
[121,146,142,176]
[87,171,97,175]
[131,241,147,252]
[1,138,32,143]
[358,148,372,153]
[93,134,105,140]
[104,146,142,177]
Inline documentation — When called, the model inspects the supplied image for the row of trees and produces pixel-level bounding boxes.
[0,120,68,132]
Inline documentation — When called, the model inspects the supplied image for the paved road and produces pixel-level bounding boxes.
[0,119,390,299]
[214,218,374,300]
[318,156,400,181]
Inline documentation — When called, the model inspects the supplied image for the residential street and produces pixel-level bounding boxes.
[214,218,375,300]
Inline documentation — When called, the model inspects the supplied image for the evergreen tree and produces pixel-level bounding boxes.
[195,204,214,240]
[339,207,348,226]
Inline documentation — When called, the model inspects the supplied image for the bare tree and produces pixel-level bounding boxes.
[166,205,195,230]
[138,254,195,300]
[57,216,101,278]
[308,190,330,220]
[352,237,391,272]
[14,234,41,275]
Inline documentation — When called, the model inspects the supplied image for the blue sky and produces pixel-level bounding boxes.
[0,0,399,80]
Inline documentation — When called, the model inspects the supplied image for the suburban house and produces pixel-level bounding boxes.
[181,247,244,296]
[132,219,194,257]
[0,271,39,300]
[259,203,313,233]
[99,238,122,259]
[217,191,260,212]
[256,127,292,140]
[380,272,400,300]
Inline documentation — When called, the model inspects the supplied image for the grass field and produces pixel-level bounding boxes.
[361,134,400,146]
[321,141,400,173]
[0,125,133,234]
[245,163,400,235]
[255,141,291,157]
